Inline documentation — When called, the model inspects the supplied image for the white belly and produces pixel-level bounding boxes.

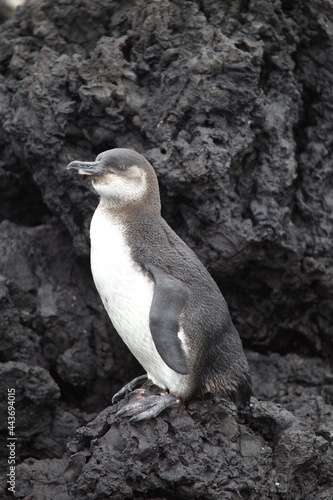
[90,206,189,395]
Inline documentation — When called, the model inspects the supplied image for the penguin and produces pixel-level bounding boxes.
[67,148,252,420]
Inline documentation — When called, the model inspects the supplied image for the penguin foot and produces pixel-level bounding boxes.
[112,374,148,404]
[115,390,179,421]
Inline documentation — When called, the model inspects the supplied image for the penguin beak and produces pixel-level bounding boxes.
[67,160,103,176]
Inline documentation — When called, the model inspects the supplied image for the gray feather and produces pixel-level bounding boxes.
[146,263,189,375]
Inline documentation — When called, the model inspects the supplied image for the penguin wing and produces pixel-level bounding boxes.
[145,263,189,375]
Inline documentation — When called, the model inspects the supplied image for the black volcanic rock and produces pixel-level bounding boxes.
[0,0,333,498]
[0,0,332,355]
[64,394,333,500]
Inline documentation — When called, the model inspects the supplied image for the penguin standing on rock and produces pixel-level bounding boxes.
[67,148,252,420]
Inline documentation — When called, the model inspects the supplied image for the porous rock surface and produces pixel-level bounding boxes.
[65,393,331,500]
[0,0,333,498]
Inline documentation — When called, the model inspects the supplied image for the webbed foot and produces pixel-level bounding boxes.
[115,388,180,421]
[112,374,148,404]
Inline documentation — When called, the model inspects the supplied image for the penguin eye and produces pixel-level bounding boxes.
[116,164,126,171]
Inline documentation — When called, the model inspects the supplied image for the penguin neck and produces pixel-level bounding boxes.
[97,197,161,227]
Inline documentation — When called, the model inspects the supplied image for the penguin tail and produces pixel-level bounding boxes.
[230,374,253,408]
[204,371,252,409]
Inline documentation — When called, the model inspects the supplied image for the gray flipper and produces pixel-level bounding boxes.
[145,264,189,375]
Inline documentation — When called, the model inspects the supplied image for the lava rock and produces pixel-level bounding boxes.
[0,0,332,357]
[14,458,70,500]
[0,0,333,498]
[0,361,60,472]
[65,395,333,500]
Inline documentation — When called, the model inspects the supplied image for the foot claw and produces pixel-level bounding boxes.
[112,374,148,404]
[115,393,179,421]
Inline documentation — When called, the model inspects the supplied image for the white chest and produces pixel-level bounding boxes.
[89,206,189,396]
[90,208,154,348]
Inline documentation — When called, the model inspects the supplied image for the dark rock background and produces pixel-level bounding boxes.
[0,0,333,498]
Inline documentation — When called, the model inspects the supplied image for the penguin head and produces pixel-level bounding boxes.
[67,148,160,210]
